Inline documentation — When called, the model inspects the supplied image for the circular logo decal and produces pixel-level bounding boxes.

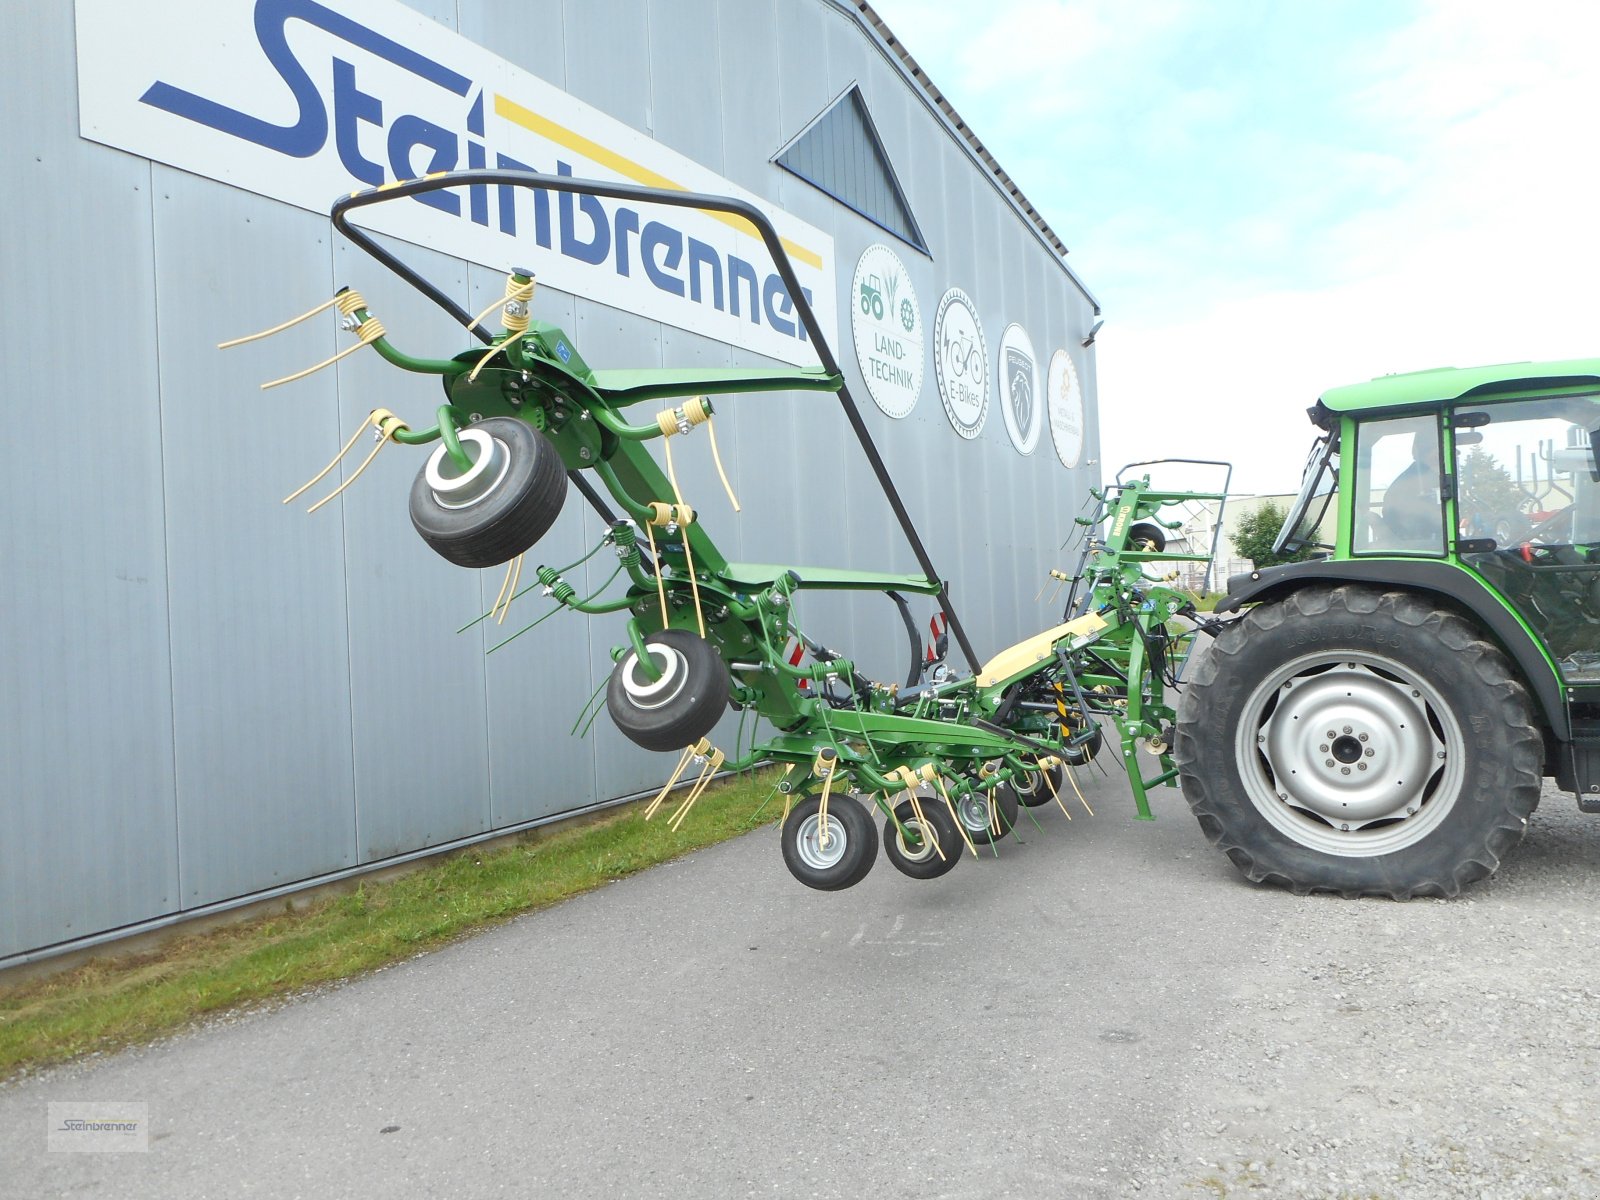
[996,323,1042,454]
[850,244,923,418]
[1047,348,1085,468]
[933,288,988,439]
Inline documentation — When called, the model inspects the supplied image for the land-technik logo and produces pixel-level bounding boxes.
[139,0,817,344]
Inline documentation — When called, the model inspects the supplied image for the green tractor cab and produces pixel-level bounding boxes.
[1177,357,1600,897]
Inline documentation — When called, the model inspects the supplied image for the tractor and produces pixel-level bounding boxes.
[1176,359,1600,897]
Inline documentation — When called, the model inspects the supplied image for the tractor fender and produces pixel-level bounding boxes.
[1217,559,1569,741]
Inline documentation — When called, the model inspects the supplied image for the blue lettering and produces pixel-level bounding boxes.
[494,153,550,245]
[140,0,470,157]
[762,274,795,337]
[687,239,724,311]
[332,58,383,186]
[556,162,609,265]
[728,256,759,324]
[387,115,459,214]
[642,222,685,296]
[466,140,488,226]
[138,0,820,345]
[613,208,641,277]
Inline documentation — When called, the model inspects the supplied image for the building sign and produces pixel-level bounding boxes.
[850,244,922,418]
[73,0,837,368]
[996,323,1042,454]
[1047,348,1085,468]
[933,288,988,439]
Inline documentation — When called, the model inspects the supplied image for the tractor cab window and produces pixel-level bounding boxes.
[1354,414,1445,555]
[1455,394,1600,680]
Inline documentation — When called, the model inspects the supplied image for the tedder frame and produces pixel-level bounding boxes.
[228,169,1228,890]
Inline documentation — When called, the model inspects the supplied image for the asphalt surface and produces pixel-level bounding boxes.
[4,769,1600,1199]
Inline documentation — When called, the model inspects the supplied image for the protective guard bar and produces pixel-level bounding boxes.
[1115,458,1234,595]
[330,169,982,674]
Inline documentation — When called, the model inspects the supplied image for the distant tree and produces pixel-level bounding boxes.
[1457,447,1529,537]
[1233,499,1317,568]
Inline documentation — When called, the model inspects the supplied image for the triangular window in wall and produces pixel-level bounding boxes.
[775,85,929,255]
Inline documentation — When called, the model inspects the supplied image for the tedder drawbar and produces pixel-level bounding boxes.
[225,170,1229,891]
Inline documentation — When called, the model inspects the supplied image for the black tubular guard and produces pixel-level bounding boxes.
[330,170,982,674]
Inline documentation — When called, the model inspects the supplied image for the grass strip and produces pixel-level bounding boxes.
[0,771,777,1080]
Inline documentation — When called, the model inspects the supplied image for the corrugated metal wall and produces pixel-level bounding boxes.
[0,0,1102,962]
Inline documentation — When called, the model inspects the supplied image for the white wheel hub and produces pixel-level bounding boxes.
[424,429,511,510]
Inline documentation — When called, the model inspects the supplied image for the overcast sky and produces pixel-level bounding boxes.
[864,0,1600,494]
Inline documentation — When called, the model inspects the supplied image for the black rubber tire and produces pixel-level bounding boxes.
[1175,585,1541,899]
[882,797,963,879]
[409,417,567,568]
[606,630,730,752]
[1012,763,1066,808]
[954,784,1020,844]
[1127,522,1167,553]
[780,793,878,891]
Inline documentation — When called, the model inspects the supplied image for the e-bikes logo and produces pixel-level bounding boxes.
[77,0,836,366]
[933,288,988,440]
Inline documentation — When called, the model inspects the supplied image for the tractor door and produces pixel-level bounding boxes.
[1450,395,1600,684]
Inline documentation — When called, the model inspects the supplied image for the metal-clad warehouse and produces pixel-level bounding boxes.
[1,0,1102,965]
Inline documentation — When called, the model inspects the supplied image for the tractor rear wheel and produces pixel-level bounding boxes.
[1175,586,1541,898]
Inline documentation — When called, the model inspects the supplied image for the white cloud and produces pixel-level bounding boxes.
[868,0,1600,492]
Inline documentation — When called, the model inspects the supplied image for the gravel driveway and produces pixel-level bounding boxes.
[3,768,1597,1199]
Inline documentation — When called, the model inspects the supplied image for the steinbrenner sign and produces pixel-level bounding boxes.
[74,0,838,368]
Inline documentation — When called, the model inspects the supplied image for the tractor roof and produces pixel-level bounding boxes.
[1319,357,1600,415]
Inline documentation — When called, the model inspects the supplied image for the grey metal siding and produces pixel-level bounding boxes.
[0,0,1102,962]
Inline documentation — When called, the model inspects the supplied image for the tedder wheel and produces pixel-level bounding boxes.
[1060,726,1103,768]
[1175,586,1541,899]
[409,416,567,568]
[605,629,730,752]
[1127,522,1167,553]
[954,784,1020,845]
[781,793,877,891]
[1012,762,1066,808]
[882,797,962,880]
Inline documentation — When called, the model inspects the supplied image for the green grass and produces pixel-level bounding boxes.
[0,771,780,1080]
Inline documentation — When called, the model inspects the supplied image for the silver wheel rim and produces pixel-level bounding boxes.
[1013,770,1042,798]
[620,645,686,710]
[1235,650,1465,857]
[895,817,938,863]
[956,794,993,835]
[795,813,848,871]
[424,429,512,510]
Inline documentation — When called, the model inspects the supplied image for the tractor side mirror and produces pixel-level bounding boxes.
[1589,427,1600,483]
